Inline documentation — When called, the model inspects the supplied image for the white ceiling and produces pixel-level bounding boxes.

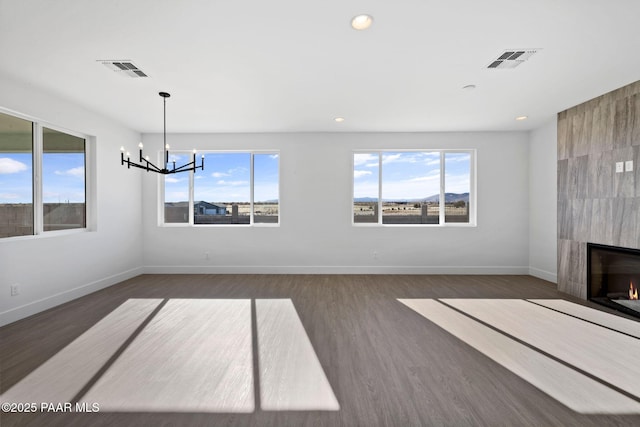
[1,0,639,133]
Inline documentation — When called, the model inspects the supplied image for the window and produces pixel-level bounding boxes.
[164,171,189,224]
[0,113,33,237]
[353,153,379,224]
[42,127,86,231]
[0,111,88,238]
[252,153,280,224]
[162,151,279,226]
[353,150,474,226]
[444,152,471,223]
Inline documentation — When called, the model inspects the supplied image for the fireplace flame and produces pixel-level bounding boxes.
[631,281,638,300]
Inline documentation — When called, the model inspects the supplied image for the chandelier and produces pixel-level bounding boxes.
[120,92,204,174]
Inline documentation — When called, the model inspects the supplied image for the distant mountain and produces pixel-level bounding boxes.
[354,193,468,203]
[423,193,469,203]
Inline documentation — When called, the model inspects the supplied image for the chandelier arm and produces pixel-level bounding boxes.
[120,92,203,175]
[169,155,204,173]
[172,163,199,172]
[124,160,158,172]
[171,164,193,173]
[142,158,163,173]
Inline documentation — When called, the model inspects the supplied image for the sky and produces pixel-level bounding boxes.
[2,149,466,204]
[0,152,85,203]
[165,152,279,204]
[353,152,471,200]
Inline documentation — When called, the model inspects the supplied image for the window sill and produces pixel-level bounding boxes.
[0,228,90,243]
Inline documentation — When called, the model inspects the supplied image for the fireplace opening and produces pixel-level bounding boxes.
[587,243,640,319]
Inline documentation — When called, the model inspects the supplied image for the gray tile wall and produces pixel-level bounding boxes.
[557,81,640,298]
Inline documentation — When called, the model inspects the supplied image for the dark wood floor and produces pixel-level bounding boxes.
[1,274,639,426]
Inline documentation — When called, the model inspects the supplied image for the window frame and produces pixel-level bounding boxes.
[352,149,476,227]
[159,150,280,227]
[0,107,93,240]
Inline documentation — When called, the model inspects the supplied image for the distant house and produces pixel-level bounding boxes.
[194,201,227,215]
[164,201,227,222]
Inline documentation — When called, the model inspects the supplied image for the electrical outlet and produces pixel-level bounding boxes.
[205,251,210,260]
[615,162,624,173]
[10,284,19,296]
[625,160,633,172]
[372,251,379,260]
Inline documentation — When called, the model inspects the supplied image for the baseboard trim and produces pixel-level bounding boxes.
[529,267,557,284]
[0,265,543,327]
[144,265,531,275]
[0,267,144,327]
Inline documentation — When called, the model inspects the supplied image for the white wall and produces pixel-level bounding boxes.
[528,119,558,282]
[0,78,548,326]
[142,132,530,274]
[0,74,144,326]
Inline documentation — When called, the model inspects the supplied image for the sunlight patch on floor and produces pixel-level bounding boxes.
[1,298,339,413]
[256,299,340,411]
[80,299,255,412]
[398,298,640,414]
[0,299,163,404]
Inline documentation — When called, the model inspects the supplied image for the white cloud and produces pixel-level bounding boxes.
[0,158,28,174]
[407,169,440,183]
[55,166,84,177]
[382,152,440,166]
[444,173,470,193]
[354,153,378,167]
[269,154,279,160]
[166,191,188,201]
[228,167,248,175]
[254,182,279,202]
[353,181,379,199]
[407,174,440,183]
[217,180,249,186]
[0,193,20,199]
[446,153,471,163]
[381,153,403,164]
[212,171,230,178]
[165,177,182,183]
[353,170,372,179]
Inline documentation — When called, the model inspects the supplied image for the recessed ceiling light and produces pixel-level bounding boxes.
[515,115,528,121]
[351,14,373,30]
[335,117,345,123]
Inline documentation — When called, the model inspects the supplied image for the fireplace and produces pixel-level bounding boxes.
[587,243,640,319]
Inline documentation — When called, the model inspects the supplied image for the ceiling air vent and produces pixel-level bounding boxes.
[99,60,148,77]
[487,49,539,69]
